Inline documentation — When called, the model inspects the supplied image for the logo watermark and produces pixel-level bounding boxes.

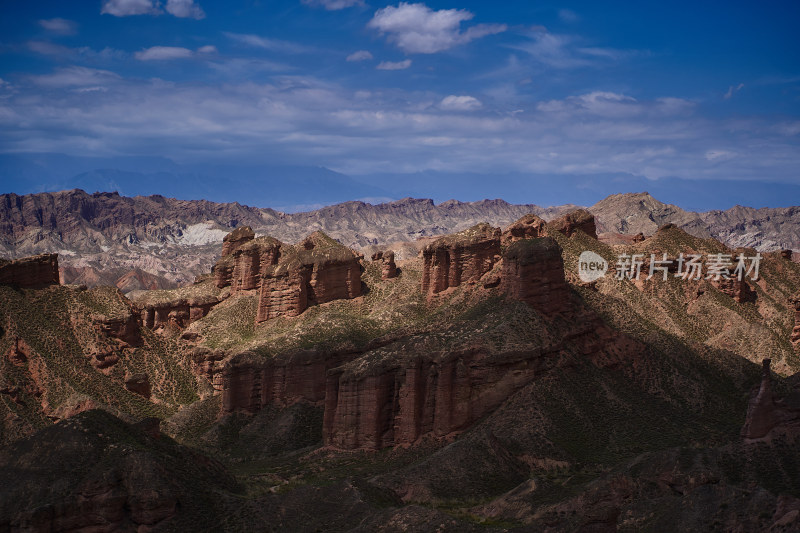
[578,252,761,282]
[578,251,608,282]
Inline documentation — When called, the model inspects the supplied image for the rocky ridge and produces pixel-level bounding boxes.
[2,189,797,296]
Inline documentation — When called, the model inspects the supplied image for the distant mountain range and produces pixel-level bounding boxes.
[3,152,800,212]
[1,189,798,293]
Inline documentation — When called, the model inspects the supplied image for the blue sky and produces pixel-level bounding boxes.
[0,0,799,207]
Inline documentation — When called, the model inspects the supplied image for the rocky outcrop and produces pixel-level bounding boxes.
[188,347,228,392]
[741,359,800,441]
[0,253,59,288]
[214,232,282,292]
[420,223,501,297]
[501,237,570,315]
[501,214,546,245]
[712,277,757,303]
[221,349,360,413]
[547,209,597,239]
[792,297,800,348]
[781,249,794,260]
[221,226,255,257]
[94,311,142,347]
[124,372,151,398]
[139,297,220,331]
[255,232,362,323]
[372,251,398,280]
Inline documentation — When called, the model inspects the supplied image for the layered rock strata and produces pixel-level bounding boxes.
[420,223,501,297]
[255,232,362,322]
[221,348,360,413]
[0,253,60,288]
[322,346,560,450]
[321,318,642,450]
[501,237,570,315]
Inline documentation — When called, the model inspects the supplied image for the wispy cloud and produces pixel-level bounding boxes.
[38,18,78,36]
[724,83,744,99]
[558,9,579,23]
[346,50,373,62]
[302,0,364,10]
[101,0,160,17]
[224,32,315,54]
[135,46,194,60]
[28,66,122,88]
[508,28,640,69]
[368,2,506,54]
[101,0,205,18]
[134,45,215,60]
[376,59,412,70]
[440,95,481,111]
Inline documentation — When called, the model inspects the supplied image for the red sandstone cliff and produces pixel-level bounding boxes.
[255,232,362,323]
[221,348,360,413]
[420,223,501,298]
[0,254,60,288]
[501,237,570,315]
[792,297,800,348]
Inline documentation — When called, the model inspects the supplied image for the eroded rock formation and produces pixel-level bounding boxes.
[255,232,362,323]
[501,214,546,245]
[501,237,570,315]
[548,209,597,239]
[139,297,220,331]
[215,234,282,292]
[712,277,757,304]
[322,346,559,450]
[420,223,501,297]
[0,253,60,288]
[372,251,398,280]
[221,349,360,413]
[792,297,800,348]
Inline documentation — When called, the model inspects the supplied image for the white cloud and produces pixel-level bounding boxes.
[440,95,482,111]
[302,0,364,10]
[101,0,160,16]
[367,2,506,54]
[29,66,122,88]
[3,70,798,184]
[165,0,205,19]
[197,45,217,54]
[224,32,313,54]
[38,18,77,35]
[346,50,373,62]
[135,46,194,60]
[376,59,412,70]
[724,83,744,100]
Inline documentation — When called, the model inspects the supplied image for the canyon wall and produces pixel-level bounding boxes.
[420,223,501,297]
[0,253,60,288]
[501,237,570,315]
